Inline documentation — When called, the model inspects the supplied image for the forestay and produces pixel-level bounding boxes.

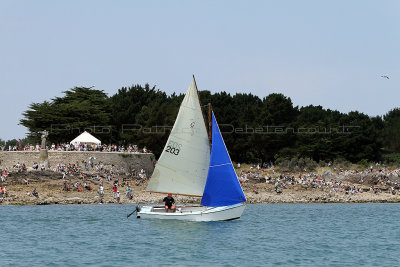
[201,112,246,207]
[146,78,210,196]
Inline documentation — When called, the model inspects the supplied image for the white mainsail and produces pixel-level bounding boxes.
[146,77,210,196]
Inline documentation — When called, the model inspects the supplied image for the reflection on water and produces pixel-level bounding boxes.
[147,218,242,241]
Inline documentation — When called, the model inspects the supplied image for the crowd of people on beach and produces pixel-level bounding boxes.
[2,154,400,204]
[238,162,400,195]
[6,157,149,183]
[4,143,149,153]
[0,155,148,203]
[56,158,146,203]
[54,160,147,180]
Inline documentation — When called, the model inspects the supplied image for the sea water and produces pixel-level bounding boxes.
[0,203,399,266]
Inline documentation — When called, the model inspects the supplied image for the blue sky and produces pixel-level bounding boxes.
[1,0,399,140]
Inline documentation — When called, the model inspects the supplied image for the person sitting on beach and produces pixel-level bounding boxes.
[274,182,282,194]
[63,181,70,191]
[32,188,39,198]
[84,183,92,190]
[251,186,259,194]
[32,162,39,170]
[163,193,176,212]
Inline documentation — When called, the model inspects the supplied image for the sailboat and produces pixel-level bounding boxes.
[136,76,246,221]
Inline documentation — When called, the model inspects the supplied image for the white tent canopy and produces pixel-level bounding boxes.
[70,131,101,146]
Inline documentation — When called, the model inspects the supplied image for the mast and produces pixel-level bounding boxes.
[208,103,212,143]
[193,75,210,142]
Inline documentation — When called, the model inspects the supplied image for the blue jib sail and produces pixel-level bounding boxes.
[201,112,246,207]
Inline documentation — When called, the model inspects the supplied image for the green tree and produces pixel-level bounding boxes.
[20,87,111,143]
[18,82,391,164]
[252,94,298,163]
[110,84,180,156]
[382,108,400,152]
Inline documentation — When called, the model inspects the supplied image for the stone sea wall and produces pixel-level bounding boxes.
[0,151,155,174]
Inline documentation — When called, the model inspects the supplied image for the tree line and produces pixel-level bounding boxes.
[15,85,400,165]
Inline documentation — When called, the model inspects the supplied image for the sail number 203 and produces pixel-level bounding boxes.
[165,140,182,156]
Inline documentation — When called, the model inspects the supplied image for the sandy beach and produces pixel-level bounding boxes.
[1,168,399,205]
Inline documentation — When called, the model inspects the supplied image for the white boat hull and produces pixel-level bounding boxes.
[137,203,245,221]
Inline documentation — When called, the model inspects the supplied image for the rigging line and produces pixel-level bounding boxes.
[209,163,232,168]
[180,104,196,110]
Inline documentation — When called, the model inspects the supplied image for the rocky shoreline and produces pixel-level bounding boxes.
[1,170,399,205]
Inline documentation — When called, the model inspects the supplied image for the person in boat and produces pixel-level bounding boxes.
[163,193,176,212]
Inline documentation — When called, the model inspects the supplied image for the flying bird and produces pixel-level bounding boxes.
[381,75,389,79]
